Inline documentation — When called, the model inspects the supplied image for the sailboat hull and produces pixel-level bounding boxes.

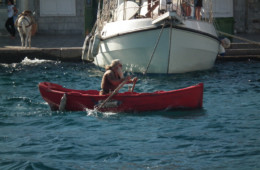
[93,19,219,74]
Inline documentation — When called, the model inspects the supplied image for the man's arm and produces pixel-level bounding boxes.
[106,71,124,86]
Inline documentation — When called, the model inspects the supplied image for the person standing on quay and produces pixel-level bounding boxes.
[194,0,202,20]
[5,0,18,39]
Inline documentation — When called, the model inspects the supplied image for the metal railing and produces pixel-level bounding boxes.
[97,0,214,30]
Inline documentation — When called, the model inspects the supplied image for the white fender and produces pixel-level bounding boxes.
[91,34,101,56]
[59,93,67,111]
[221,38,231,48]
[218,44,225,56]
[82,34,93,61]
[86,36,94,61]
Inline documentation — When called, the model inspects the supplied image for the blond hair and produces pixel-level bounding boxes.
[105,59,122,70]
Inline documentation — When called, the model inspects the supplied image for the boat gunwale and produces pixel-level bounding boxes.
[100,23,220,43]
[39,82,203,98]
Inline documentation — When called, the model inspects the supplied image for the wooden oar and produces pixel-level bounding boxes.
[131,77,138,92]
[95,78,129,111]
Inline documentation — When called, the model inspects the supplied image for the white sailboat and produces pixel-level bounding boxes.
[82,0,221,74]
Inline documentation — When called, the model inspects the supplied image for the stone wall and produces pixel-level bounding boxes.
[247,0,260,33]
[0,8,7,35]
[234,0,260,33]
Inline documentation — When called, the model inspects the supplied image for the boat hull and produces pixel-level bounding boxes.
[38,82,203,112]
[93,19,219,74]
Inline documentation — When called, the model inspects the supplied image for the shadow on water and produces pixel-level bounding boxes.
[124,108,207,119]
[124,68,220,93]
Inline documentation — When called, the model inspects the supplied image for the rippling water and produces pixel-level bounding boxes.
[0,58,260,169]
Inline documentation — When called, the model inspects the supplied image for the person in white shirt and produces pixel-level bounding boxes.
[5,0,18,39]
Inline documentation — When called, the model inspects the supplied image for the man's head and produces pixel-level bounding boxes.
[106,59,122,70]
[106,59,124,78]
[8,0,14,5]
[111,59,122,69]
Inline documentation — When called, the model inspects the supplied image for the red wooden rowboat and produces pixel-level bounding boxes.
[38,82,203,112]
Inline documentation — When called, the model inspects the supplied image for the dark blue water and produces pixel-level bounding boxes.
[1,58,260,169]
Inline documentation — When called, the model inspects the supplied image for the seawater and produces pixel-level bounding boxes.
[0,58,260,169]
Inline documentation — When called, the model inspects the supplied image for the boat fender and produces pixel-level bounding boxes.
[86,37,94,61]
[59,93,67,111]
[91,34,101,56]
[82,34,93,61]
[218,44,225,56]
[221,38,231,48]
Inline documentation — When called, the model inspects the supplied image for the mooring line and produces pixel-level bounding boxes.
[144,22,166,75]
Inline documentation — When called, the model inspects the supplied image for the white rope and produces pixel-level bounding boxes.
[166,21,173,74]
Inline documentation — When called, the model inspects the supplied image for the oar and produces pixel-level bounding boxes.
[131,77,138,92]
[95,78,129,111]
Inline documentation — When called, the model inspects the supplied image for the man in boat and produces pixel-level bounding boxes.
[100,59,137,95]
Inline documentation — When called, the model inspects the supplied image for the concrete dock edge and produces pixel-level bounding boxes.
[0,47,82,64]
[0,43,260,63]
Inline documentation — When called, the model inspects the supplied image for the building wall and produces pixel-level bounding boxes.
[234,0,260,33]
[0,8,7,35]
[34,0,85,35]
[233,0,245,33]
[212,0,233,17]
[1,0,259,35]
[247,0,260,33]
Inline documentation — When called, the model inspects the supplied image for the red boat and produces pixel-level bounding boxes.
[38,82,203,112]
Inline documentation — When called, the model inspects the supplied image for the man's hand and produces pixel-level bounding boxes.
[126,77,137,84]
[132,77,138,83]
